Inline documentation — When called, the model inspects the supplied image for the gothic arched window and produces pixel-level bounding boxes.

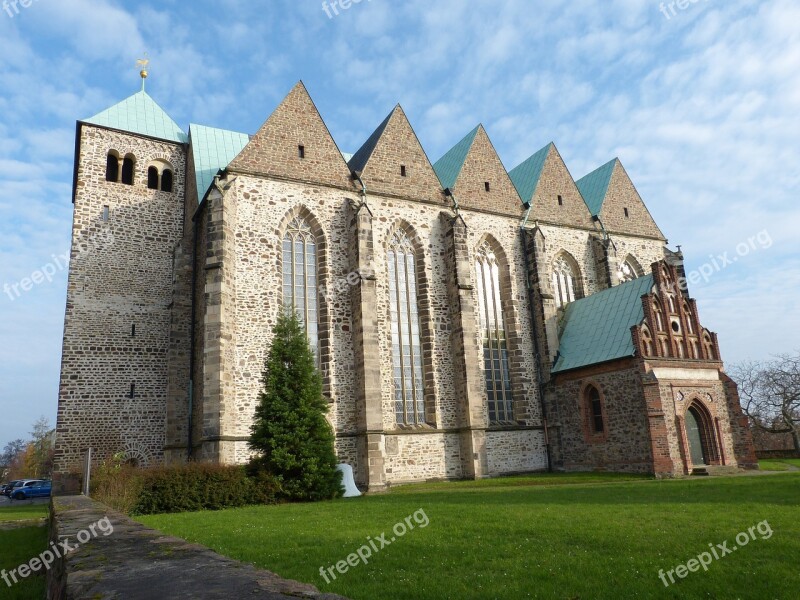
[283,217,319,358]
[552,254,581,308]
[388,230,425,426]
[476,243,513,424]
[586,385,605,434]
[617,257,642,283]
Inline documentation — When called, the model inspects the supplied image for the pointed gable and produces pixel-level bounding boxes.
[82,90,187,144]
[509,142,552,206]
[435,125,522,216]
[433,126,480,190]
[347,105,445,203]
[576,159,616,217]
[512,143,596,229]
[227,81,353,189]
[578,159,665,240]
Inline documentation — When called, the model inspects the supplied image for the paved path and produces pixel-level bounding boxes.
[50,496,348,599]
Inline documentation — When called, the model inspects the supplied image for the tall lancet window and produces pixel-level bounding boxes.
[552,254,580,308]
[476,243,513,424]
[282,217,319,357]
[388,230,425,426]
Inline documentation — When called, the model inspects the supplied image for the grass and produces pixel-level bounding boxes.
[0,503,49,523]
[0,504,49,599]
[759,458,800,471]
[140,472,800,600]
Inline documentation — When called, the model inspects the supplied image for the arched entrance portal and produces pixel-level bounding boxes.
[685,408,708,466]
[684,402,720,468]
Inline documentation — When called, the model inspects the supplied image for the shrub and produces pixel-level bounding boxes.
[249,311,343,502]
[91,461,279,515]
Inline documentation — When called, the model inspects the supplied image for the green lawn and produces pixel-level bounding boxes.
[0,504,49,523]
[759,458,800,471]
[140,473,800,600]
[0,504,49,599]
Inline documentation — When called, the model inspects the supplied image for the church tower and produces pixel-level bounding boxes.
[53,73,187,487]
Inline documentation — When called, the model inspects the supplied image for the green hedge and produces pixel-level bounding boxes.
[91,462,279,515]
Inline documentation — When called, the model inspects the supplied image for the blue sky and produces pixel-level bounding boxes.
[0,0,798,447]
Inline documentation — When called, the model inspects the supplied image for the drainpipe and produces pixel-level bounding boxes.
[520,205,552,472]
[353,170,367,208]
[444,188,460,216]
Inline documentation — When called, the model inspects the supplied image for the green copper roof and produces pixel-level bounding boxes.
[552,274,654,374]
[83,90,187,144]
[348,109,394,173]
[189,124,250,202]
[433,125,480,190]
[508,143,553,207]
[576,158,617,216]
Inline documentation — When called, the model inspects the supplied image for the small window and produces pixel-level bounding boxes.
[147,166,159,190]
[161,169,174,193]
[400,165,407,177]
[102,206,109,222]
[557,195,563,206]
[671,321,680,334]
[624,207,630,218]
[484,181,491,192]
[129,383,135,399]
[106,153,119,182]
[121,156,135,185]
[298,145,305,159]
[587,386,604,434]
[131,324,136,337]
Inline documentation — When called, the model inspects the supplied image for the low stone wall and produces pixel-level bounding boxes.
[756,449,800,460]
[47,495,347,599]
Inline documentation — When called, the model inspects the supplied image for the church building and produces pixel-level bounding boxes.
[53,78,757,491]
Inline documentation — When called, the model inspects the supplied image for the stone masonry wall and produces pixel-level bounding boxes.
[548,364,655,473]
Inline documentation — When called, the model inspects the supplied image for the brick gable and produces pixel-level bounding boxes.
[600,161,665,240]
[530,144,596,229]
[227,81,353,190]
[350,105,446,204]
[450,125,523,217]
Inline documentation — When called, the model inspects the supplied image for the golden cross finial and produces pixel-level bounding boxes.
[137,54,150,90]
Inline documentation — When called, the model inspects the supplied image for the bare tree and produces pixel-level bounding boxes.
[731,352,800,452]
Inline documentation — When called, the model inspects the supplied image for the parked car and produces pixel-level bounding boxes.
[1,480,24,496]
[11,480,51,500]
[6,480,42,497]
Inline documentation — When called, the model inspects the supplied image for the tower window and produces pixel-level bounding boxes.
[624,207,630,218]
[161,169,174,193]
[105,152,120,182]
[121,155,135,185]
[400,165,407,177]
[129,383,135,399]
[131,324,136,337]
[484,181,491,192]
[558,195,563,206]
[147,166,159,190]
[298,145,305,159]
[102,206,109,222]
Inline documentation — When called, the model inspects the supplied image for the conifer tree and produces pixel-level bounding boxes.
[250,310,343,501]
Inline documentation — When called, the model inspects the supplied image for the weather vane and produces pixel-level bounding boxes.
[137,54,150,91]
